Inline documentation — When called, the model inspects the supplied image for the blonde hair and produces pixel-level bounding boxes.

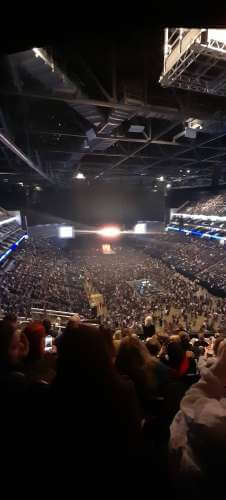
[169,335,181,343]
[145,315,153,327]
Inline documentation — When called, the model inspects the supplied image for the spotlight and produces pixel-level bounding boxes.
[75,172,86,180]
[98,226,120,238]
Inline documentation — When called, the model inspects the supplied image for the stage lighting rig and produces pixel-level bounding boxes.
[160,29,226,97]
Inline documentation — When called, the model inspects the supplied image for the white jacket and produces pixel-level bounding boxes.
[170,364,226,485]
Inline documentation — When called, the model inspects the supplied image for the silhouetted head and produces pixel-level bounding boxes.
[0,321,21,370]
[167,341,184,370]
[56,324,115,387]
[3,313,18,329]
[42,319,52,335]
[23,322,46,362]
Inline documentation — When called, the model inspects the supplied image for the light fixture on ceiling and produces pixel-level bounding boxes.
[33,48,40,58]
[129,124,145,133]
[158,176,164,182]
[32,48,54,71]
[32,48,48,64]
[187,118,203,130]
[128,117,145,134]
[75,172,86,180]
[187,169,191,173]
[166,183,171,189]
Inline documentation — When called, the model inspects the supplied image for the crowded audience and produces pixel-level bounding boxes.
[0,238,92,317]
[0,232,225,493]
[1,308,226,489]
[185,193,226,216]
[137,231,226,293]
[1,236,226,333]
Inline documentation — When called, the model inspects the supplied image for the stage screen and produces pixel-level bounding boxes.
[58,226,73,238]
[134,223,147,234]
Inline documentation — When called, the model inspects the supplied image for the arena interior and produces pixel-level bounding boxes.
[1,25,226,491]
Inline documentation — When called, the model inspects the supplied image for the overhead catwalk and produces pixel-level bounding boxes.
[160,28,226,97]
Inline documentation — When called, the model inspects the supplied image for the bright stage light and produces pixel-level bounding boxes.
[134,223,146,234]
[59,226,73,238]
[98,226,120,238]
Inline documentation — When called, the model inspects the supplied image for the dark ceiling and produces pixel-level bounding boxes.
[1,14,226,194]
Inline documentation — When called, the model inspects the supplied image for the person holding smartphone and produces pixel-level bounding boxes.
[22,322,56,384]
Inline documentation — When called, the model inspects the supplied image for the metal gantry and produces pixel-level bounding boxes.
[2,38,226,190]
[160,28,226,97]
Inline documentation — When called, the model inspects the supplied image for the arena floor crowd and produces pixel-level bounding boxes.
[1,234,226,495]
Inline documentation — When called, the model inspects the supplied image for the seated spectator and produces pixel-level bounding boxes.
[116,336,169,409]
[100,325,116,362]
[169,340,226,495]
[179,332,197,374]
[3,313,18,329]
[146,338,161,357]
[42,318,56,338]
[55,315,81,350]
[194,332,209,348]
[165,341,193,377]
[67,314,80,329]
[198,335,225,375]
[113,330,122,354]
[0,320,26,393]
[23,322,56,383]
[50,324,142,456]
